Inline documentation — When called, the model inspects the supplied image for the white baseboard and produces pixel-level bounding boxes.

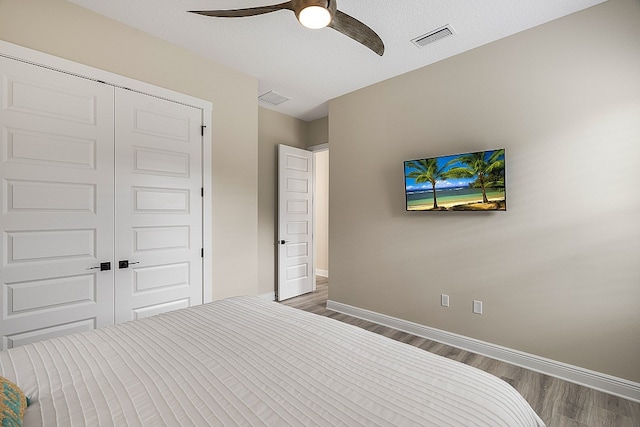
[326,299,640,403]
[316,269,329,278]
[258,292,275,301]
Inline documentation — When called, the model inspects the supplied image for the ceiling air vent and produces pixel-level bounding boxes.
[411,25,454,48]
[258,91,290,106]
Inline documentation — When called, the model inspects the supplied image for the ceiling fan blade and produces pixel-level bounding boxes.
[328,10,384,56]
[190,1,293,18]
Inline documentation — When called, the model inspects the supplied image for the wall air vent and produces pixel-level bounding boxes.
[411,25,454,48]
[258,91,290,106]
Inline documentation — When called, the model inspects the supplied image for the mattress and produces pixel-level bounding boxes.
[0,296,545,426]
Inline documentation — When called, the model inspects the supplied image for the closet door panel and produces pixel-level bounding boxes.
[114,89,203,322]
[0,57,115,349]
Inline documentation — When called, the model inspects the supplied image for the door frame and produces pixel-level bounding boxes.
[308,143,329,281]
[0,40,214,303]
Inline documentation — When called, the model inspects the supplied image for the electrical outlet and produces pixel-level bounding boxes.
[441,294,449,307]
[473,300,483,315]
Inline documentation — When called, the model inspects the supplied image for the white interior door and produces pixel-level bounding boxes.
[0,57,115,349]
[114,89,203,322]
[277,145,314,301]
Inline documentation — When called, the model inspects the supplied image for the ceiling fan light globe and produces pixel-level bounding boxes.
[298,6,331,29]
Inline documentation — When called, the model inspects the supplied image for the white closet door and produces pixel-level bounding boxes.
[114,89,203,322]
[0,57,115,349]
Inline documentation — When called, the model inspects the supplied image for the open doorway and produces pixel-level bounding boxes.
[311,145,329,291]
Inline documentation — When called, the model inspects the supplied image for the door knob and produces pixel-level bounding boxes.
[279,240,289,245]
[118,260,140,269]
[88,262,111,271]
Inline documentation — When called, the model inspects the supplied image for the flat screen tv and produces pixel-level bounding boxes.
[404,149,506,211]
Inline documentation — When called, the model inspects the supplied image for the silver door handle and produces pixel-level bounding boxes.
[88,262,111,271]
[118,260,140,269]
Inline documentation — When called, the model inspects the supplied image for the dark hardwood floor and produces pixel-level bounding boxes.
[281,277,640,427]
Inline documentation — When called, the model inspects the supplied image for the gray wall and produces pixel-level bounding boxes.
[328,0,640,382]
[308,117,329,147]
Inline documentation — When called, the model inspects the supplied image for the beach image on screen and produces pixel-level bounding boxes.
[404,149,506,211]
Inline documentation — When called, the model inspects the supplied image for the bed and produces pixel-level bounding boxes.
[1,296,545,426]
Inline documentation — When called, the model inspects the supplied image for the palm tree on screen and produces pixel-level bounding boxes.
[405,158,448,209]
[444,150,505,203]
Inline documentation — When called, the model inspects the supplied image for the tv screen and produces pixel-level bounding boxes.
[404,149,506,211]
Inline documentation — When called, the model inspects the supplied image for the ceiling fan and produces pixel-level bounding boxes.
[189,0,385,56]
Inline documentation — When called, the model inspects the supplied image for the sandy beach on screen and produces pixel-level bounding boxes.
[408,196,505,211]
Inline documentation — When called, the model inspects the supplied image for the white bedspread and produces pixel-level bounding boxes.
[1,296,545,426]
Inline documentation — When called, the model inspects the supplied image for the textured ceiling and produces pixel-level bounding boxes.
[68,0,606,121]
